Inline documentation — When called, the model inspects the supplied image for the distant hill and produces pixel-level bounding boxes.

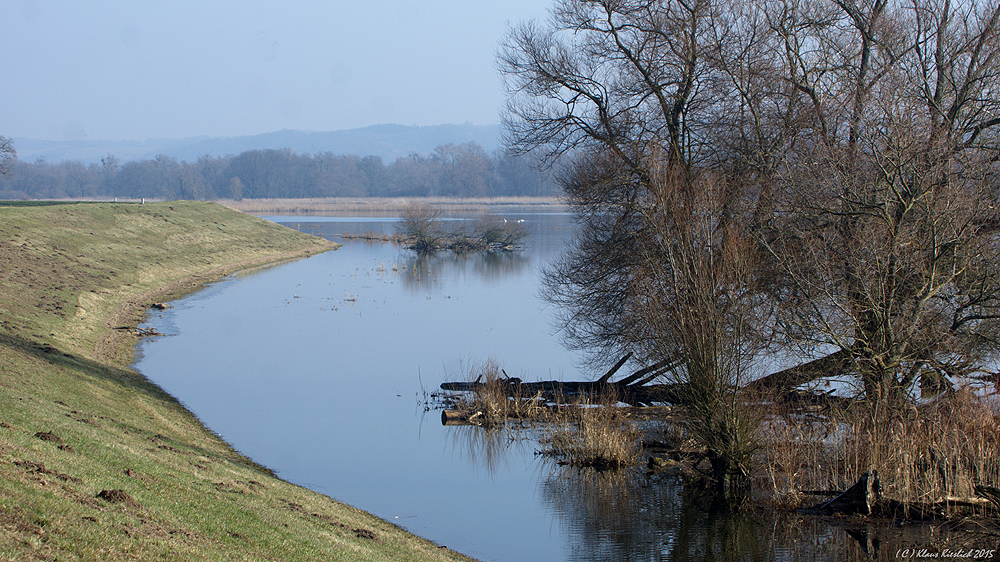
[13,123,503,164]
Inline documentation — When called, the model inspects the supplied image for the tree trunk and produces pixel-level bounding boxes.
[813,470,882,515]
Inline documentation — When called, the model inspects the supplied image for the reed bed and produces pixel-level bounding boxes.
[446,359,640,468]
[759,388,1000,515]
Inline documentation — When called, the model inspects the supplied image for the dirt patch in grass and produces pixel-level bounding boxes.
[14,460,84,485]
[96,489,139,509]
[33,431,63,444]
[0,505,42,535]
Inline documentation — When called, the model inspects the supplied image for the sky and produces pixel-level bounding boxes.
[2,0,550,141]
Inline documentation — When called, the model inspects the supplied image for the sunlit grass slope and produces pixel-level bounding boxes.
[0,201,474,561]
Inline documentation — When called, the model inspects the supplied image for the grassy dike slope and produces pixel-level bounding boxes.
[0,201,474,561]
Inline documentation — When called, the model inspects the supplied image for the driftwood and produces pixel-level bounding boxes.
[440,381,685,406]
[596,353,632,384]
[439,379,683,400]
[442,409,483,425]
[809,471,998,520]
[114,326,164,337]
[439,355,685,406]
[441,404,677,426]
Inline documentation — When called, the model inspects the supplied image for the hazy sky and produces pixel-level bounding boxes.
[3,0,549,141]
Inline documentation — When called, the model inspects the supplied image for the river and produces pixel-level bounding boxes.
[133,209,940,561]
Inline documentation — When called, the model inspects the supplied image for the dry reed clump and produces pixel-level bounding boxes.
[538,397,640,470]
[758,389,1000,514]
[841,389,1000,513]
[455,359,544,426]
[757,405,846,507]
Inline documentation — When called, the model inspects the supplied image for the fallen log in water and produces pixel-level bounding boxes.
[439,379,687,405]
[807,471,998,520]
[439,355,686,406]
[812,470,882,515]
[439,353,850,408]
[441,404,677,425]
[441,409,483,425]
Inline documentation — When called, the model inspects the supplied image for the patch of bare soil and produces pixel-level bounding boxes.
[34,430,75,453]
[281,500,380,541]
[96,488,139,509]
[34,431,63,444]
[0,505,42,535]
[14,459,84,485]
[213,480,264,494]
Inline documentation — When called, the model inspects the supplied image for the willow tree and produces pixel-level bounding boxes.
[501,0,1000,493]
[763,0,1000,407]
[0,136,14,175]
[499,0,796,493]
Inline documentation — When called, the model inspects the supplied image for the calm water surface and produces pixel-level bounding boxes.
[134,211,930,561]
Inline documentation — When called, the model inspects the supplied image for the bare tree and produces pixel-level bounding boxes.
[765,0,1000,406]
[395,203,445,253]
[0,136,15,175]
[503,0,786,493]
[504,0,1000,497]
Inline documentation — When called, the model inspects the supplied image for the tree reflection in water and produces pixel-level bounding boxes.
[400,250,530,290]
[537,465,850,561]
[536,462,1000,561]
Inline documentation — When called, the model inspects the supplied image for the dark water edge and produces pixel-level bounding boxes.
[540,461,999,561]
[133,211,1000,562]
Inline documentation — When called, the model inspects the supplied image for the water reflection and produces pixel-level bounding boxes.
[539,465,862,561]
[400,250,531,290]
[443,424,534,474]
[443,419,1000,562]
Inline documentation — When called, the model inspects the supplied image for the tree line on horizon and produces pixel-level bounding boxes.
[0,141,559,200]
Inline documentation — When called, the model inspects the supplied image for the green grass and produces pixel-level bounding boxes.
[0,201,475,561]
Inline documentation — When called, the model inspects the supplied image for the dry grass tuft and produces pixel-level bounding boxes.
[539,396,640,469]
[454,358,545,426]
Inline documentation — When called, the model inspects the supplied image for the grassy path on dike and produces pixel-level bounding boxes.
[0,201,475,561]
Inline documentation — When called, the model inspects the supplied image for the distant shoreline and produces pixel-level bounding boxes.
[218,196,566,214]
